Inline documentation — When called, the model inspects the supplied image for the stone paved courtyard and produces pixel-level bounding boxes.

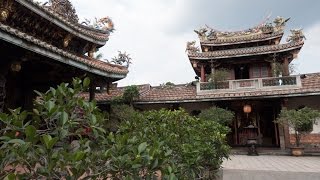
[222,155,320,180]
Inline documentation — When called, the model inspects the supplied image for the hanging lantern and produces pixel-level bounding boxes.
[192,61,197,68]
[243,104,252,114]
[10,61,21,72]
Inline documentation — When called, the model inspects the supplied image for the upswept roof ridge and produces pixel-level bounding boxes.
[201,31,283,45]
[0,22,128,77]
[194,16,289,43]
[188,41,304,60]
[17,0,112,45]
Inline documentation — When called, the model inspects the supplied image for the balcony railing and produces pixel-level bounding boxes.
[197,75,301,94]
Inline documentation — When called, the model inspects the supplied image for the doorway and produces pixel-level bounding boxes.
[234,64,249,79]
[259,107,279,146]
[223,100,280,147]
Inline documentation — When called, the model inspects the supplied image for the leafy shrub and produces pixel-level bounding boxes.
[198,107,235,126]
[276,107,320,147]
[107,104,140,132]
[0,78,107,179]
[0,79,230,179]
[122,85,139,105]
[0,78,170,179]
[118,108,231,179]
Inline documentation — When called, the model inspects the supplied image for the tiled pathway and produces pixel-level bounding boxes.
[222,155,320,180]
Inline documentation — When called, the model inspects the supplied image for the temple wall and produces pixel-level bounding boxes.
[287,96,320,150]
[135,101,213,115]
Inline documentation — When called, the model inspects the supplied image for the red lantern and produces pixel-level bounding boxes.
[243,104,252,114]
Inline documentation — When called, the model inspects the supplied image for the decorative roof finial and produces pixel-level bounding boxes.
[44,0,79,23]
[194,28,208,41]
[82,17,115,33]
[186,41,199,53]
[273,16,290,31]
[111,51,132,68]
[286,29,306,43]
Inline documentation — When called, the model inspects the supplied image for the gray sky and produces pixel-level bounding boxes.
[48,0,320,86]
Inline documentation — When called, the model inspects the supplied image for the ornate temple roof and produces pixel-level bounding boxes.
[201,31,283,46]
[0,21,128,78]
[0,0,128,79]
[195,16,289,45]
[92,73,320,103]
[16,0,113,46]
[188,41,304,60]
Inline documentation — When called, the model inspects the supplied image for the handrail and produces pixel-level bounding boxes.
[197,75,301,93]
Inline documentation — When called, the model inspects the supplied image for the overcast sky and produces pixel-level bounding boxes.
[46,0,320,86]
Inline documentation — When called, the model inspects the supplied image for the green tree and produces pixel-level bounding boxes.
[122,85,139,105]
[208,68,229,89]
[276,107,320,147]
[198,107,235,126]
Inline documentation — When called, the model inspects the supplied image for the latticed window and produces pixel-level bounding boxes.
[252,66,260,78]
[261,66,269,77]
[251,65,270,78]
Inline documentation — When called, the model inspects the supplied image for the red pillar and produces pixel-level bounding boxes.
[283,57,289,76]
[200,65,206,82]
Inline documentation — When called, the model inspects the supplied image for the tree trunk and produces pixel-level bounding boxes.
[295,131,301,147]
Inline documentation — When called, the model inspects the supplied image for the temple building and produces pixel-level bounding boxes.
[0,0,128,111]
[97,17,320,152]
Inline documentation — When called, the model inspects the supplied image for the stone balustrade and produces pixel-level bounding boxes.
[197,75,301,94]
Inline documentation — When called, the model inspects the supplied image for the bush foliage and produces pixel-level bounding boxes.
[276,107,320,147]
[199,107,235,126]
[118,108,231,179]
[0,78,231,179]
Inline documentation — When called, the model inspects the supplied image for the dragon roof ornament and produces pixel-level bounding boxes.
[81,17,115,34]
[186,41,200,53]
[194,16,290,41]
[43,0,79,23]
[108,51,132,68]
[287,29,306,43]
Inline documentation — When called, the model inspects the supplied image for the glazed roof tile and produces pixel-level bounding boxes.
[188,41,304,60]
[94,73,320,103]
[0,22,128,77]
[202,31,284,45]
[17,0,110,45]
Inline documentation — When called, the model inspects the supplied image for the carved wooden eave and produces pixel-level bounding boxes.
[201,31,284,46]
[0,22,128,79]
[15,0,109,46]
[188,41,304,60]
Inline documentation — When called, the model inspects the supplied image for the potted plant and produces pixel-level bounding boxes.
[276,107,320,156]
[208,68,229,90]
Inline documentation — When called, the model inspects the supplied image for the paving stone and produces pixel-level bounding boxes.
[222,155,320,180]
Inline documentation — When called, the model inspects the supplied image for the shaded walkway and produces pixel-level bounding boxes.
[222,155,320,180]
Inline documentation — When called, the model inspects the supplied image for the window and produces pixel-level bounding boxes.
[251,65,269,78]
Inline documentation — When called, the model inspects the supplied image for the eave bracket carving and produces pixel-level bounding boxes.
[0,0,14,21]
